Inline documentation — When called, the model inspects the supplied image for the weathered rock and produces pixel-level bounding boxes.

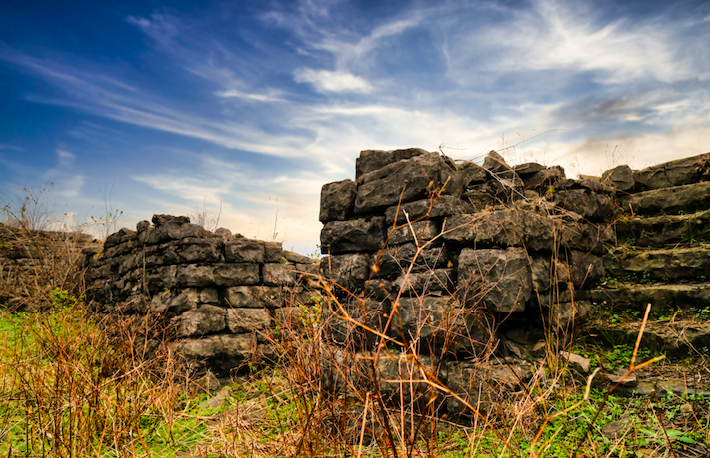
[619,181,710,216]
[522,166,566,190]
[263,263,297,286]
[602,165,635,191]
[547,301,592,331]
[553,190,616,221]
[175,238,223,263]
[387,220,440,246]
[177,334,260,376]
[214,227,231,240]
[458,247,532,313]
[513,163,546,175]
[559,351,591,373]
[608,246,710,280]
[226,308,271,334]
[321,217,386,254]
[393,269,454,295]
[589,283,710,311]
[199,386,233,409]
[385,196,473,226]
[483,151,511,174]
[634,152,710,190]
[152,214,190,226]
[615,209,710,247]
[264,241,284,263]
[284,251,312,264]
[145,265,178,293]
[104,228,138,249]
[355,154,461,214]
[356,148,430,178]
[458,161,489,187]
[442,208,556,251]
[195,370,221,392]
[446,360,532,417]
[322,297,390,348]
[172,305,226,337]
[319,179,357,223]
[373,244,449,279]
[320,253,371,293]
[389,296,489,355]
[224,286,281,308]
[150,289,199,315]
[224,237,264,263]
[136,220,151,233]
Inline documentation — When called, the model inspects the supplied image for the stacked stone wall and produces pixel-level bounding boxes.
[84,215,318,376]
[318,148,710,416]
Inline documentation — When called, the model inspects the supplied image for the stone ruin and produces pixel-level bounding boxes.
[83,214,319,376]
[80,148,710,418]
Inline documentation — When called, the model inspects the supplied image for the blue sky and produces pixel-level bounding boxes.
[1,0,709,254]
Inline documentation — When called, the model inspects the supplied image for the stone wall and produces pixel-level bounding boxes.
[0,223,95,309]
[318,149,710,415]
[84,214,319,376]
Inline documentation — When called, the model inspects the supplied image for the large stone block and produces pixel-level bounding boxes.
[443,208,556,251]
[320,253,371,293]
[458,247,532,313]
[355,154,461,214]
[634,152,710,190]
[172,305,226,337]
[224,286,282,308]
[321,217,386,254]
[601,165,635,191]
[149,288,199,315]
[619,182,710,216]
[226,308,271,334]
[176,238,224,263]
[319,179,357,223]
[355,148,429,178]
[553,190,616,221]
[373,244,449,279]
[389,296,490,355]
[176,263,260,287]
[393,268,454,295]
[385,195,473,227]
[263,263,297,286]
[387,220,440,246]
[225,237,265,263]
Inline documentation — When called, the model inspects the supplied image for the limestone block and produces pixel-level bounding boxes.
[263,263,297,286]
[214,263,260,286]
[446,360,532,418]
[322,297,390,347]
[176,238,223,263]
[387,220,440,246]
[224,286,282,308]
[149,289,199,315]
[355,148,429,179]
[601,165,635,191]
[634,152,710,190]
[224,237,264,263]
[522,166,566,190]
[373,243,449,279]
[104,227,138,249]
[553,190,616,221]
[321,217,386,254]
[355,154,461,214]
[619,182,710,216]
[199,288,219,304]
[146,265,178,293]
[226,308,271,334]
[172,305,226,337]
[458,247,532,313]
[443,208,556,251]
[385,195,473,227]
[389,296,489,355]
[320,253,370,293]
[264,241,283,262]
[319,179,357,223]
[393,268,454,295]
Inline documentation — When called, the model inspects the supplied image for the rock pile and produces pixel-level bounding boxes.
[84,215,318,376]
[318,148,710,416]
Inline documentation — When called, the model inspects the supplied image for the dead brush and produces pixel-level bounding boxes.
[0,302,190,457]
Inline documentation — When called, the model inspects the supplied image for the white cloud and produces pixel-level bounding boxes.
[215,89,285,102]
[57,174,84,198]
[294,68,372,93]
[56,149,74,166]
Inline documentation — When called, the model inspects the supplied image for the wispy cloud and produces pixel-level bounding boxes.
[294,69,372,93]
[56,149,74,166]
[215,89,285,102]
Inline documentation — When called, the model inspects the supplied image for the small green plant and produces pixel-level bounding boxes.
[49,287,83,309]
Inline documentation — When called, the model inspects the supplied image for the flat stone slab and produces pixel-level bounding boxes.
[619,181,710,216]
[615,208,710,246]
[590,283,710,311]
[607,246,710,280]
